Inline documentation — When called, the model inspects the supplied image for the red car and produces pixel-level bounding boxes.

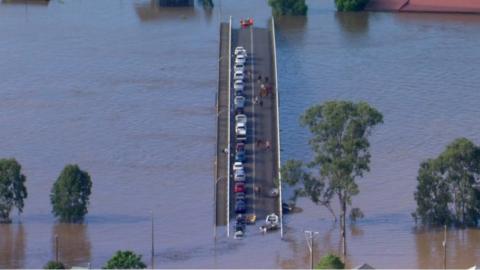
[234,183,245,193]
[240,18,254,28]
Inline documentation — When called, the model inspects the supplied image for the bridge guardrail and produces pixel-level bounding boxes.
[270,17,283,239]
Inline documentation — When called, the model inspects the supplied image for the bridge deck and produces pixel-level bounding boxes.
[215,19,281,238]
[215,20,281,237]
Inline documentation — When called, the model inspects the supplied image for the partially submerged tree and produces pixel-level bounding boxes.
[103,250,147,269]
[50,164,92,223]
[0,159,28,223]
[43,261,66,269]
[316,253,345,269]
[335,0,370,11]
[282,101,383,256]
[197,0,213,8]
[268,0,308,16]
[413,138,480,227]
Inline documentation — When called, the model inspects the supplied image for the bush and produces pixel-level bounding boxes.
[268,0,308,16]
[103,250,147,269]
[335,0,369,11]
[316,254,345,269]
[44,261,65,269]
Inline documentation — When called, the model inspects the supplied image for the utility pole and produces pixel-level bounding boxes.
[151,210,155,269]
[304,230,319,269]
[55,234,59,263]
[443,224,447,270]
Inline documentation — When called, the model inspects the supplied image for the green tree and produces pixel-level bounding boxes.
[335,0,369,11]
[316,254,345,269]
[282,101,383,256]
[103,250,147,269]
[268,0,308,16]
[50,164,92,223]
[197,0,213,8]
[413,138,480,227]
[0,158,28,223]
[43,261,65,269]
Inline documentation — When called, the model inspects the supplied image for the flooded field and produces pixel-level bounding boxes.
[0,0,480,268]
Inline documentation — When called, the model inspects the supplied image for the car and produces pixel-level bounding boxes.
[235,222,245,232]
[236,143,245,153]
[236,196,246,205]
[236,122,246,134]
[234,182,245,193]
[234,81,244,92]
[236,125,247,141]
[236,114,247,125]
[282,202,294,213]
[235,151,245,162]
[235,200,246,213]
[233,70,244,81]
[236,193,246,201]
[240,18,254,28]
[236,127,246,140]
[234,96,245,110]
[234,79,243,85]
[235,55,246,65]
[234,170,246,182]
[234,230,244,239]
[236,132,246,142]
[235,46,246,55]
[234,63,245,72]
[233,161,244,172]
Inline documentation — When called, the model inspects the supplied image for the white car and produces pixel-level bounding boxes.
[235,54,246,65]
[234,230,244,239]
[236,122,247,134]
[234,170,246,182]
[234,81,244,92]
[233,70,244,81]
[233,161,244,172]
[235,46,247,56]
[234,63,245,72]
[236,114,247,125]
[234,96,245,109]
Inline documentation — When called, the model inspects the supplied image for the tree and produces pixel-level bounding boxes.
[103,250,147,269]
[0,159,28,223]
[335,0,369,11]
[316,254,345,269]
[197,0,213,8]
[282,101,383,256]
[268,0,308,16]
[50,164,92,223]
[413,138,480,227]
[43,261,65,269]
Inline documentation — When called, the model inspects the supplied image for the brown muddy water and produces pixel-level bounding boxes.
[0,0,480,268]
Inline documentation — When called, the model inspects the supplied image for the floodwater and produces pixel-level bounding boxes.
[0,0,480,268]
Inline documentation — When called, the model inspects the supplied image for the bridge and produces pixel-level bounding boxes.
[215,17,282,238]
